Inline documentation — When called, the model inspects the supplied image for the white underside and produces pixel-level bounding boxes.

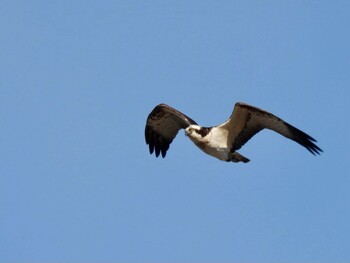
[187,126,231,161]
[201,145,229,161]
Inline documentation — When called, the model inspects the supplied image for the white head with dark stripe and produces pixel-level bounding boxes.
[185,125,211,140]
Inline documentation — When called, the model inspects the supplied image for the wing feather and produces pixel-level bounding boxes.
[145,104,197,158]
[219,102,322,155]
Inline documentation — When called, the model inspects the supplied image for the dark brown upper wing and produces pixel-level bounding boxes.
[218,102,322,155]
[145,104,197,158]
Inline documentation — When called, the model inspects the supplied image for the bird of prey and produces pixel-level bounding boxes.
[145,102,322,163]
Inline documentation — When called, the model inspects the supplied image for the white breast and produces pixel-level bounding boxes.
[190,127,230,161]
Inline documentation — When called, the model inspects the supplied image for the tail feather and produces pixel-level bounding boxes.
[229,152,250,163]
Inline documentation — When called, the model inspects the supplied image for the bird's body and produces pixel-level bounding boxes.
[145,102,322,163]
[186,125,233,161]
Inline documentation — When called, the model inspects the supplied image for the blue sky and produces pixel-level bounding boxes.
[1,1,349,262]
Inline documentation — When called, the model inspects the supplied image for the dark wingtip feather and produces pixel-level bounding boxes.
[160,138,169,158]
[286,123,323,155]
[305,142,323,156]
[299,134,323,156]
[145,125,170,158]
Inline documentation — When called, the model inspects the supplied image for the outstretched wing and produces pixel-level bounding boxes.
[145,104,197,158]
[219,102,322,155]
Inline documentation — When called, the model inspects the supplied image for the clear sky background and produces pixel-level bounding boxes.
[1,1,349,262]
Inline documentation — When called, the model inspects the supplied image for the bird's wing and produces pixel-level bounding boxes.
[145,104,197,157]
[218,102,322,155]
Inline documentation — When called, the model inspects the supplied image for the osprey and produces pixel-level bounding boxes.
[145,102,322,163]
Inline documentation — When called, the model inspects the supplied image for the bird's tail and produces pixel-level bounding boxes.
[229,152,250,163]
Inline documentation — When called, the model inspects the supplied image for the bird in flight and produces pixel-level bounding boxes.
[145,102,322,163]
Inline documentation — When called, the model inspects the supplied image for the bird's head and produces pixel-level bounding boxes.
[185,125,201,136]
[185,125,209,141]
